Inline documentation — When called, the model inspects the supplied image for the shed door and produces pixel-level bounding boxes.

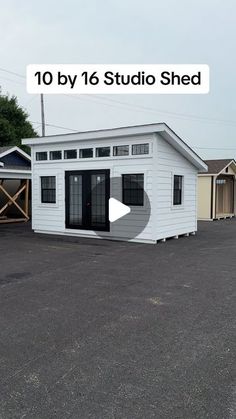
[65,170,110,231]
[216,175,234,216]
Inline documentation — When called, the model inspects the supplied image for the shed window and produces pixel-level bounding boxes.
[36,152,47,161]
[173,175,183,205]
[113,145,129,156]
[41,176,56,203]
[122,174,144,206]
[64,149,77,159]
[96,147,110,157]
[216,179,226,185]
[79,148,93,158]
[49,151,62,160]
[132,144,149,155]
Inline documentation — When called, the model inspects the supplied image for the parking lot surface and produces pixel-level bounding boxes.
[0,220,235,418]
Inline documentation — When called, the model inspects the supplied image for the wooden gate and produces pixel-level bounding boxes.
[0,179,29,223]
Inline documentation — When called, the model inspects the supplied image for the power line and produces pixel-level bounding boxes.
[24,94,38,107]
[40,94,45,136]
[73,94,236,128]
[1,66,236,128]
[0,67,25,79]
[0,68,78,133]
[65,93,236,128]
[1,67,236,150]
[31,120,78,132]
[30,117,236,151]
[0,75,25,86]
[193,145,236,150]
[33,123,42,131]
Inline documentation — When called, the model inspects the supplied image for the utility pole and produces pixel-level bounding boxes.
[40,94,45,137]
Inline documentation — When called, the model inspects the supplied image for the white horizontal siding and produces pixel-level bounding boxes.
[30,132,199,243]
[111,164,153,239]
[154,134,198,240]
[31,136,154,242]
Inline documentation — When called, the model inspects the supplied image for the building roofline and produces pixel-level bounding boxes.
[22,122,207,172]
[218,159,236,175]
[0,146,31,162]
[199,158,236,175]
[23,122,167,141]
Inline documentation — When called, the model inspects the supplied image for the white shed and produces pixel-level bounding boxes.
[22,123,207,244]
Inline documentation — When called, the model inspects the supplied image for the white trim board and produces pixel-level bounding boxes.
[0,169,31,179]
[0,146,31,162]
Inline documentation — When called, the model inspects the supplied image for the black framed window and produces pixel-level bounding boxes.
[36,152,47,161]
[79,148,93,158]
[64,149,77,159]
[49,151,62,160]
[122,174,144,206]
[132,144,149,155]
[41,176,56,203]
[113,145,129,156]
[173,175,183,205]
[96,147,110,157]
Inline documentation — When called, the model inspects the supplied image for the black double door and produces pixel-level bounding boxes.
[65,170,110,231]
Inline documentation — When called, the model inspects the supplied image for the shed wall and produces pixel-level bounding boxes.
[30,132,199,243]
[197,176,212,220]
[154,134,198,239]
[31,135,155,243]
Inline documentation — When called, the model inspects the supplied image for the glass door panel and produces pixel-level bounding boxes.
[68,175,82,225]
[91,173,106,228]
[65,170,109,231]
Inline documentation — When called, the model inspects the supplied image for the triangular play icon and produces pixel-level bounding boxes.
[109,198,131,222]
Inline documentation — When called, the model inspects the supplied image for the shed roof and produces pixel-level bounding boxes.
[0,146,31,178]
[200,159,236,175]
[0,146,13,154]
[0,146,31,162]
[22,122,207,172]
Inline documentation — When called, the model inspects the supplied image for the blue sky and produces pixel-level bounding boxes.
[0,0,235,159]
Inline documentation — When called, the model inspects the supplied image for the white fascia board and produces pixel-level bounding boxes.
[0,146,31,161]
[218,159,236,176]
[0,169,31,179]
[22,122,207,171]
[22,124,168,146]
[158,127,208,172]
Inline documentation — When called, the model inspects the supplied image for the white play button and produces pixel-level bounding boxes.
[109,198,131,222]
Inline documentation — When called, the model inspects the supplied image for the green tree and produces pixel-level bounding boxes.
[0,93,38,149]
